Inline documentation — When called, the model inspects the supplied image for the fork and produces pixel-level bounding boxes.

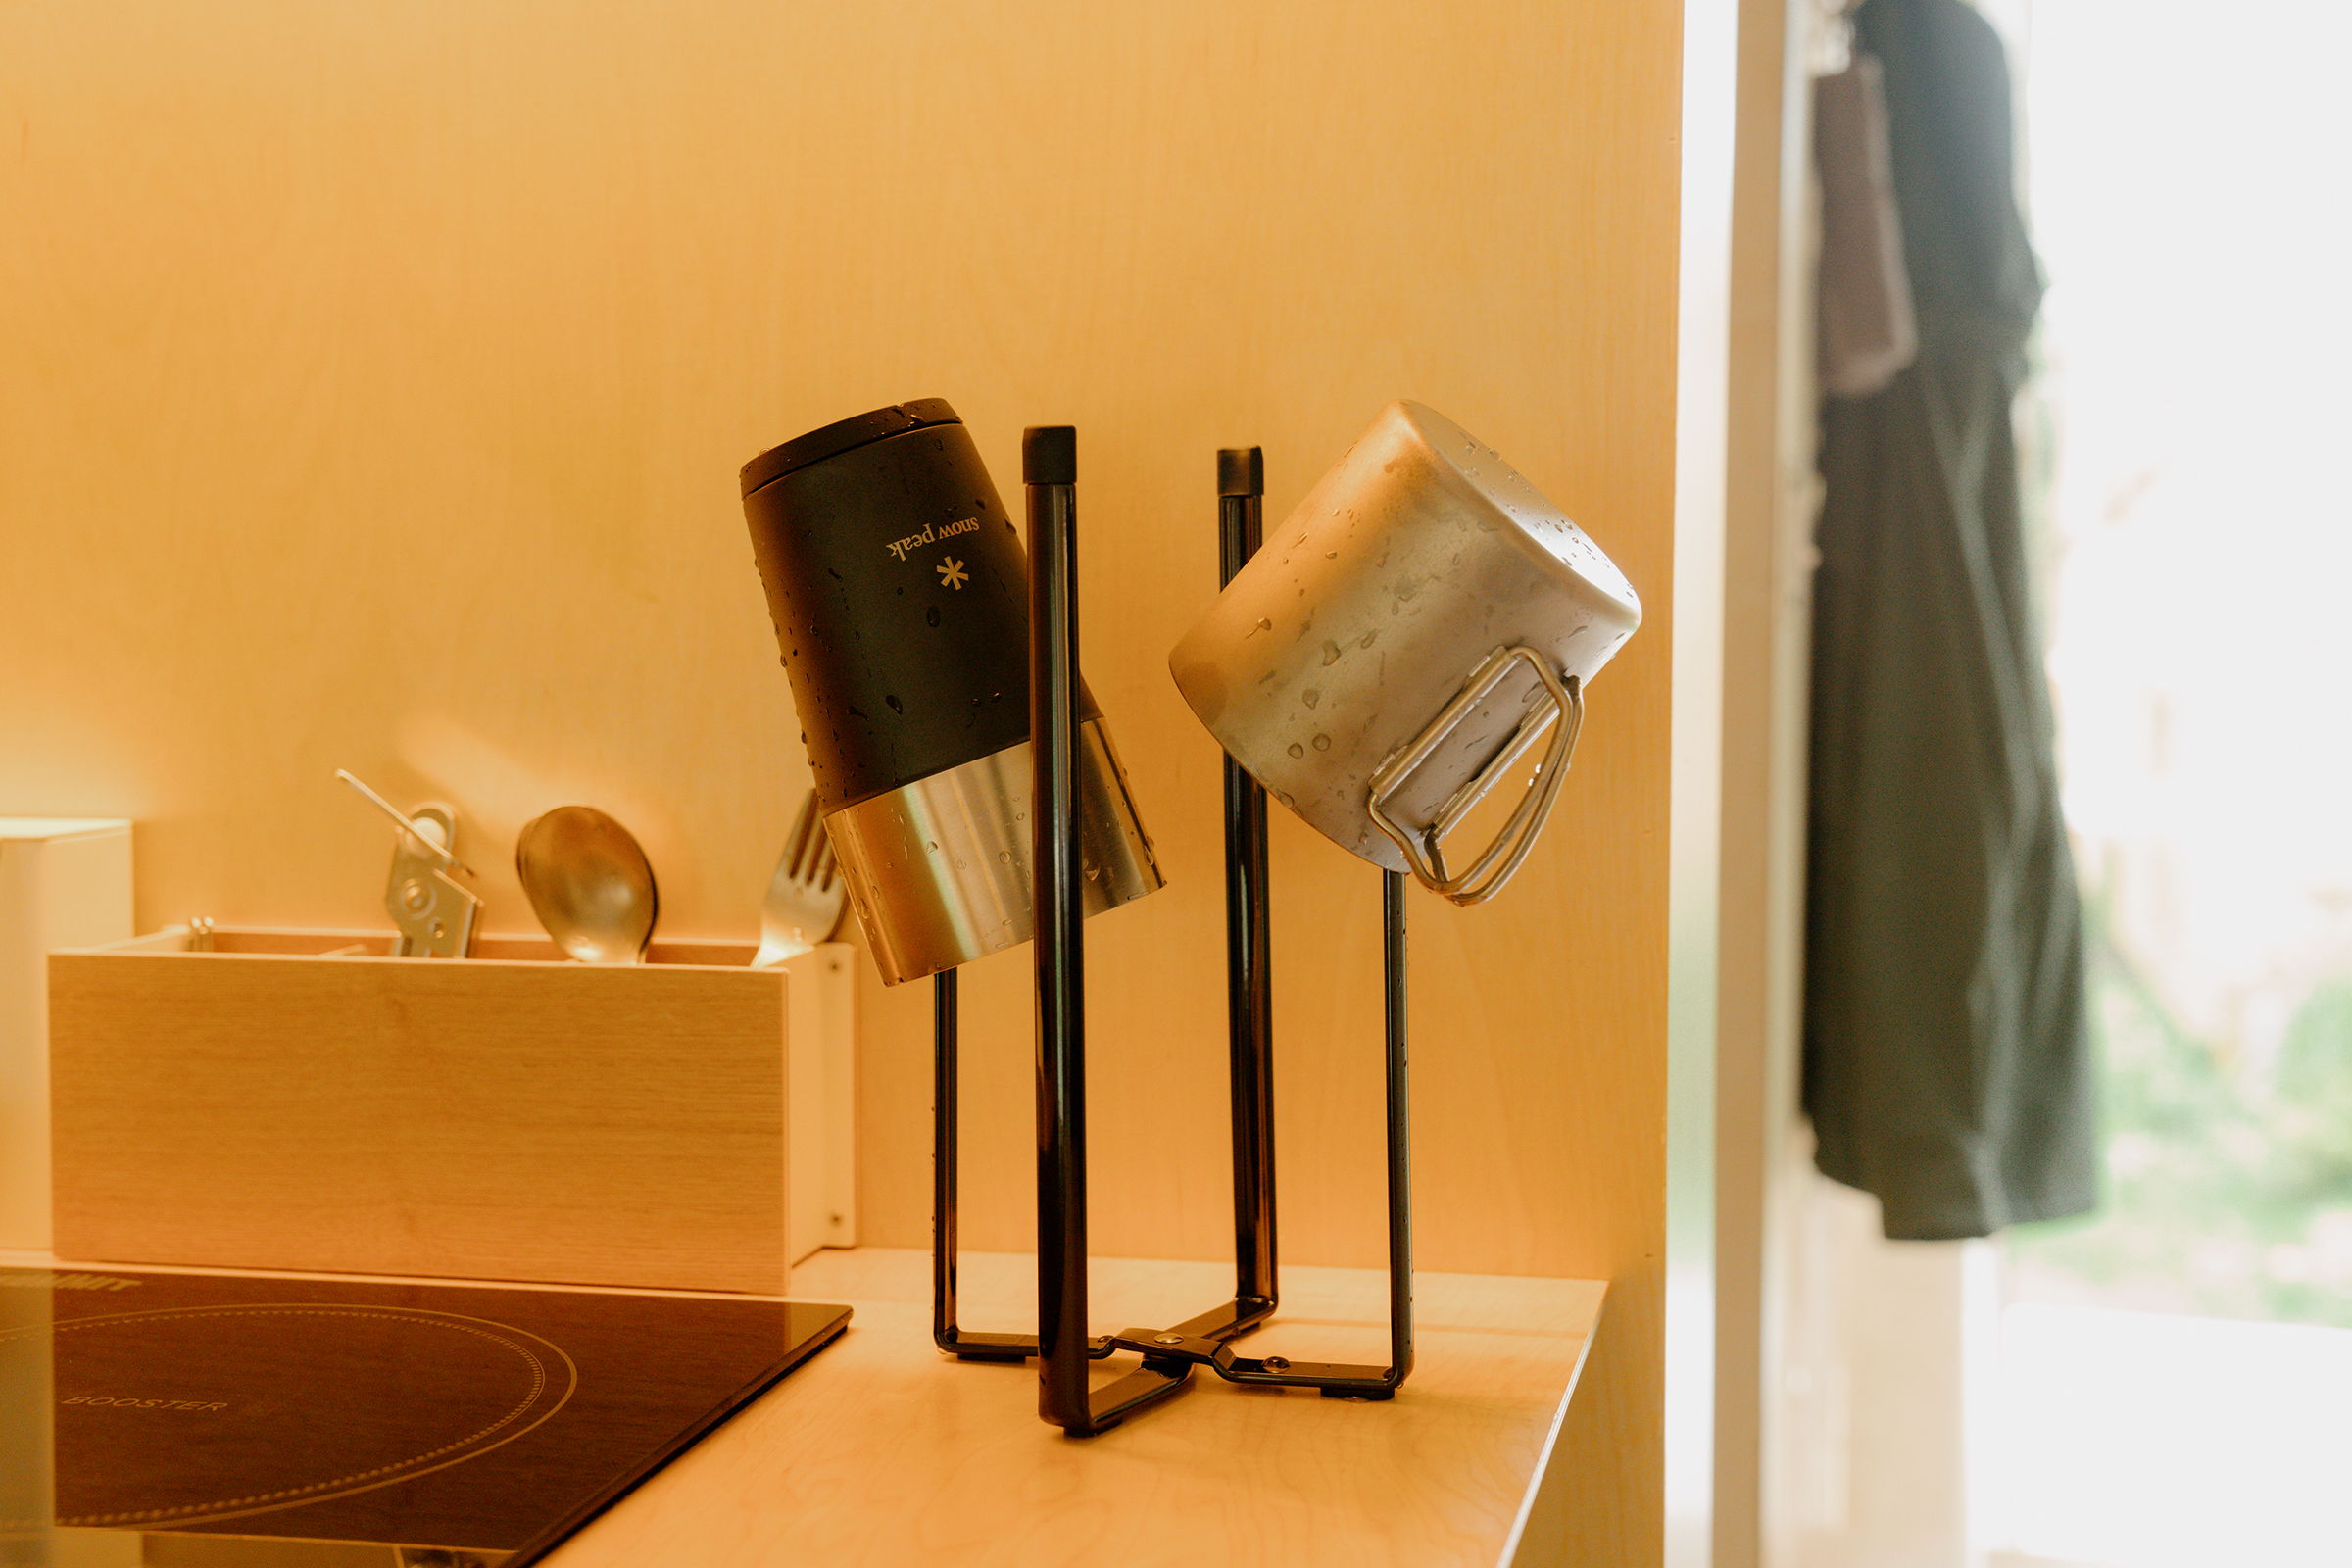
[753,791,847,967]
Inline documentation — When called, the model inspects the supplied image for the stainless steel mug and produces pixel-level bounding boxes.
[1168,401,1641,905]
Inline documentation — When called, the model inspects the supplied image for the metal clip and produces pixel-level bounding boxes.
[338,769,480,958]
[383,806,479,957]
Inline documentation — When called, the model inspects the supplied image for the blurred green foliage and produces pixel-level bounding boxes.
[2008,907,2352,1326]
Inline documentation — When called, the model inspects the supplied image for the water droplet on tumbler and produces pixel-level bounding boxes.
[1289,743,1305,759]
[999,850,1014,865]
[1322,639,1342,666]
[926,606,942,627]
[1302,688,1321,708]
[1312,734,1331,751]
[886,694,904,714]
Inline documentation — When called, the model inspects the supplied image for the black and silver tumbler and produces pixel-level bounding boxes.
[741,400,1162,985]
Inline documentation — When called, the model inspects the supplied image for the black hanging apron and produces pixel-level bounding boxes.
[1804,0,2096,1240]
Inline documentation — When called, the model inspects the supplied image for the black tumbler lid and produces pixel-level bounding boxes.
[739,399,962,498]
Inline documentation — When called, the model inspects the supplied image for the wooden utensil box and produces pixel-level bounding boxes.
[46,927,855,1296]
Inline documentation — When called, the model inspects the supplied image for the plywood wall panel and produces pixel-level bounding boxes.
[1,4,1682,1558]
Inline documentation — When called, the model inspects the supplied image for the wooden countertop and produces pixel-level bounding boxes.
[4,1247,1602,1566]
[550,1249,1604,1568]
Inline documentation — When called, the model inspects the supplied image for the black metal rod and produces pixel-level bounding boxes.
[1217,448,1276,1314]
[1097,448,1405,1401]
[1383,869,1415,1385]
[1025,426,1092,1434]
[1112,862,1414,1398]
[933,968,958,1352]
[935,435,1416,1427]
[930,956,1108,1363]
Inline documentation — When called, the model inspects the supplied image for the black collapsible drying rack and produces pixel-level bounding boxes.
[927,427,1413,1436]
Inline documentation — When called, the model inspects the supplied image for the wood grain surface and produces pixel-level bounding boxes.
[0,5,1683,1555]
[49,941,792,1293]
[547,1248,1605,1568]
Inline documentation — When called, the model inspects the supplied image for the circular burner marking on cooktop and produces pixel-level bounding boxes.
[23,1304,579,1526]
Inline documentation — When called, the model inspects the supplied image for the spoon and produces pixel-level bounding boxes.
[515,806,659,964]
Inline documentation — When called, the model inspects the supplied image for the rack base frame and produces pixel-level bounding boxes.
[927,438,1415,1436]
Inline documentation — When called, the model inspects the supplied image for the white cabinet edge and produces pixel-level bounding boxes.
[1,822,134,1251]
[784,942,858,1262]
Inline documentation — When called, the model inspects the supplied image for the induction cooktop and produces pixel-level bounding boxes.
[0,1266,851,1566]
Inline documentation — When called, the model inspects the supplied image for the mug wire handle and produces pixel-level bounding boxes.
[1366,645,1584,907]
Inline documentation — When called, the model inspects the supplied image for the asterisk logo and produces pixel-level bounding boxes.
[937,557,969,590]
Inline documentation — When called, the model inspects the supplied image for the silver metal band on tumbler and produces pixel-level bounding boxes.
[822,717,1162,986]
